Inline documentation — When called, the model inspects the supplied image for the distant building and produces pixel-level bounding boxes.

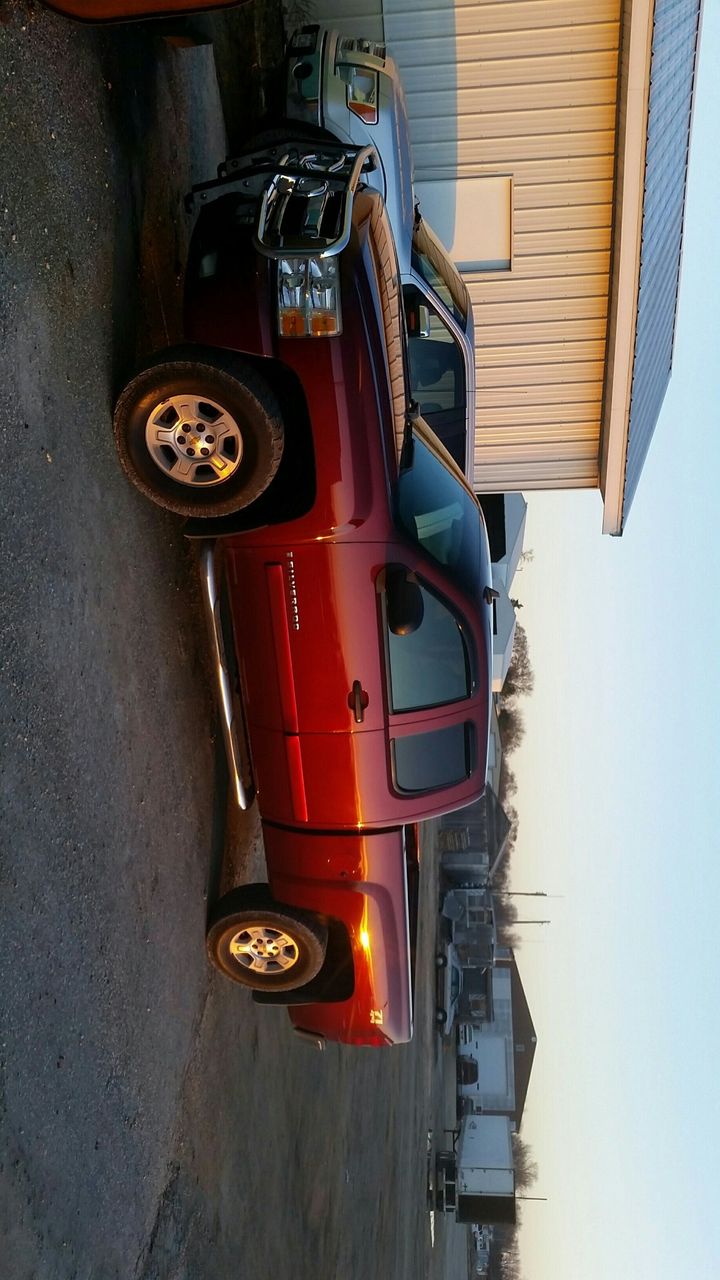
[477,492,527,691]
[438,787,512,886]
[457,950,537,1130]
[458,966,515,1113]
[481,493,527,592]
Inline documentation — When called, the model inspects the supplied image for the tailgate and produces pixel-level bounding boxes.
[261,822,419,1046]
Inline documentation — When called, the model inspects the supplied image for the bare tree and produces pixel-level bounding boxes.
[497,703,526,754]
[501,624,534,703]
[487,1224,522,1280]
[512,1133,539,1192]
[498,761,518,805]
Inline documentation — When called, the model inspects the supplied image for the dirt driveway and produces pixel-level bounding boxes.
[0,5,469,1276]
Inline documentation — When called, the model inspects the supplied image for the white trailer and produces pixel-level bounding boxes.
[433,1115,515,1225]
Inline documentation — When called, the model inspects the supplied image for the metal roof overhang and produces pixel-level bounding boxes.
[599,0,656,536]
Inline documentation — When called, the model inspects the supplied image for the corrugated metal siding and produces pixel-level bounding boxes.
[307,0,385,42]
[621,0,702,523]
[308,0,699,505]
[381,0,622,492]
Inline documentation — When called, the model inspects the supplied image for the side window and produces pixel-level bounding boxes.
[385,579,472,712]
[393,722,475,794]
[403,284,466,470]
[411,218,470,324]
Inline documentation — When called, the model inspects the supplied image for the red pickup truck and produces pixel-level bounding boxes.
[41,1,239,20]
[113,135,494,1046]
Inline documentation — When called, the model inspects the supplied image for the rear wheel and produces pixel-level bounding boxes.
[113,349,284,518]
[207,885,328,992]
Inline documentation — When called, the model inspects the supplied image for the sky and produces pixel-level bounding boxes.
[508,8,720,1279]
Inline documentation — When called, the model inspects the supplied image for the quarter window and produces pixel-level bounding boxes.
[393,722,474,794]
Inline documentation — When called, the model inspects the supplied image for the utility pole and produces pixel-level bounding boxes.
[494,889,547,897]
[494,890,564,898]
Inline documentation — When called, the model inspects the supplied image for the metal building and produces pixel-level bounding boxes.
[306,0,703,532]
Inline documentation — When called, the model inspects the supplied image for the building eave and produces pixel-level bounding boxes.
[599,0,656,536]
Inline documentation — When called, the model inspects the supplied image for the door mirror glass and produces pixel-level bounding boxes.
[385,565,424,637]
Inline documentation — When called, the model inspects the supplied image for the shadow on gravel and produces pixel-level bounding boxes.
[94,4,285,394]
[205,726,230,910]
[209,1,286,153]
[94,22,166,389]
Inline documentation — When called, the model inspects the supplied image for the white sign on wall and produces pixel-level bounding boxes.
[415,175,513,273]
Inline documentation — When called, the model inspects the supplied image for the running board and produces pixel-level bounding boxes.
[198,541,255,811]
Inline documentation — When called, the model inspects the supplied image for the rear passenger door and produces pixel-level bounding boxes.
[380,569,481,803]
[294,555,484,828]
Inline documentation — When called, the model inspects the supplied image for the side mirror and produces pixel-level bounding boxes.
[386,565,424,636]
[483,586,500,605]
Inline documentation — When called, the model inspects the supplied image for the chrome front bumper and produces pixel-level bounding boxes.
[186,140,378,260]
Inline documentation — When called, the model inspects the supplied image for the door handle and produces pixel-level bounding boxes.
[348,680,369,723]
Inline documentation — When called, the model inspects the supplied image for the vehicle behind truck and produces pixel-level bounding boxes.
[112,130,495,1047]
[433,1115,516,1224]
[285,25,477,477]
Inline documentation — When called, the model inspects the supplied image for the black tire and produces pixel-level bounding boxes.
[206,884,328,993]
[436,1008,447,1026]
[113,349,284,518]
[436,952,448,969]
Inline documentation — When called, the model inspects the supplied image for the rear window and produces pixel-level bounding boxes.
[412,216,470,326]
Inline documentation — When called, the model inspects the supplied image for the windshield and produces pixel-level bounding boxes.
[412,216,470,327]
[395,426,485,599]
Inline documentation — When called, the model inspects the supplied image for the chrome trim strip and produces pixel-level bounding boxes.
[198,541,255,811]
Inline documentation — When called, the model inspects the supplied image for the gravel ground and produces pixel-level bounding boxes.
[0,5,469,1277]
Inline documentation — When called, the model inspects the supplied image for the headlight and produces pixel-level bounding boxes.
[277,256,342,337]
[338,37,386,63]
[340,64,379,125]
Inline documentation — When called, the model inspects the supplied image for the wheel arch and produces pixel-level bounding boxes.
[126,343,317,533]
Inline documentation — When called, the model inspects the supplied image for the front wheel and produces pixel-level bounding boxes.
[207,885,328,992]
[113,349,284,518]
